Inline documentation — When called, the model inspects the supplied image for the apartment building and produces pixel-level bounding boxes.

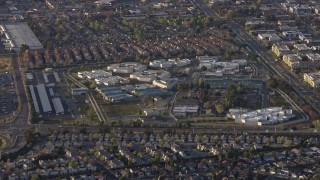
[304,72,320,88]
[272,44,291,57]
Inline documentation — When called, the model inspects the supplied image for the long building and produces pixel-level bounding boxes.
[271,44,291,57]
[0,23,43,52]
[52,98,64,114]
[229,107,295,126]
[29,85,40,114]
[36,84,52,113]
[304,72,320,88]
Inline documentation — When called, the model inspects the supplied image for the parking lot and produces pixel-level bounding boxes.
[26,70,82,123]
[0,72,16,118]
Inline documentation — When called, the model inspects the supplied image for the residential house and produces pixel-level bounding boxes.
[65,148,80,159]
[283,54,302,70]
[258,33,281,42]
[293,44,312,54]
[282,31,302,40]
[118,146,145,165]
[97,150,124,168]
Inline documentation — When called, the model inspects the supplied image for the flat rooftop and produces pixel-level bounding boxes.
[1,23,43,51]
[294,43,311,51]
[273,44,290,51]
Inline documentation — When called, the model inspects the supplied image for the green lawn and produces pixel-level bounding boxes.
[103,104,141,116]
[270,95,291,107]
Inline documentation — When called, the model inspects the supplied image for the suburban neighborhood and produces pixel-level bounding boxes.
[0,0,320,179]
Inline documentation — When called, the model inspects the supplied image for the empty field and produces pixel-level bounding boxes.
[103,104,140,116]
[270,95,291,107]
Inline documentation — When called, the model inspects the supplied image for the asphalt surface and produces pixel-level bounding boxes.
[11,54,29,126]
[0,54,32,153]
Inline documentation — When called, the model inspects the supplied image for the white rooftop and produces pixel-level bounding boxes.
[0,23,43,51]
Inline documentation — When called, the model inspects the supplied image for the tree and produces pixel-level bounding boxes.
[185,82,193,91]
[80,128,87,134]
[20,44,29,53]
[206,84,211,90]
[198,78,204,89]
[87,106,95,122]
[161,111,169,118]
[128,160,134,167]
[90,81,97,89]
[55,32,62,41]
[31,175,39,180]
[94,21,100,30]
[99,23,106,31]
[215,103,225,114]
[313,120,320,130]
[151,157,160,165]
[224,50,231,60]
[177,83,186,92]
[255,172,261,180]
[89,21,95,28]
[243,150,249,158]
[200,66,207,71]
[236,84,244,94]
[234,97,245,107]
[122,19,129,26]
[24,129,34,143]
[214,91,221,96]
[227,84,236,94]
[235,170,239,179]
[141,96,153,107]
[284,140,292,147]
[204,101,212,110]
[226,84,236,102]
[195,25,201,33]
[267,77,279,89]
[226,10,235,19]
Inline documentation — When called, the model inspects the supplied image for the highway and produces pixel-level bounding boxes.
[11,54,30,126]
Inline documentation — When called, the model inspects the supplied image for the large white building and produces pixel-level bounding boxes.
[167,58,191,67]
[36,84,52,113]
[149,59,173,68]
[198,58,246,76]
[258,33,281,42]
[78,69,129,86]
[107,62,147,73]
[173,105,199,117]
[95,76,129,86]
[0,23,43,52]
[152,78,178,89]
[130,70,171,82]
[52,98,64,115]
[229,107,295,126]
[78,70,112,79]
